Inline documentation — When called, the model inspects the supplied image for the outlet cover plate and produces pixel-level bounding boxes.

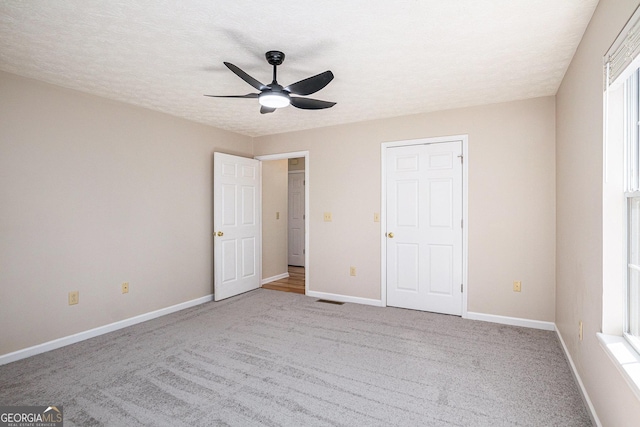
[68,291,79,305]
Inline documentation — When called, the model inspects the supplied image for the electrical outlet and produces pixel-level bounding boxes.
[579,320,583,341]
[513,281,522,292]
[350,266,356,276]
[122,282,129,294]
[374,213,380,222]
[324,212,332,222]
[68,291,79,305]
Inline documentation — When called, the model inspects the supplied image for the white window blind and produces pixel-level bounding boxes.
[606,6,640,88]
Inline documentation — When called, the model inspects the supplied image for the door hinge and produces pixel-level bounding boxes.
[303,249,306,254]
[303,214,306,220]
[461,284,463,293]
[303,180,306,185]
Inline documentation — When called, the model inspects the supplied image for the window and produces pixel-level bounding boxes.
[600,6,640,396]
[625,70,640,354]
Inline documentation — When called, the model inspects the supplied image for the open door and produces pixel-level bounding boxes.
[213,152,261,301]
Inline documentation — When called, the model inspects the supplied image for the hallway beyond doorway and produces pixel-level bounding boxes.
[262,266,305,294]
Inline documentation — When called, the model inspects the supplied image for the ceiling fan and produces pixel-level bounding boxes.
[205,50,336,114]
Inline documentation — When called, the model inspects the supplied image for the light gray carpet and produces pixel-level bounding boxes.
[0,289,592,426]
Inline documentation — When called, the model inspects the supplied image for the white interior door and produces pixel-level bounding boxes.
[288,171,305,267]
[213,152,261,301]
[386,141,463,315]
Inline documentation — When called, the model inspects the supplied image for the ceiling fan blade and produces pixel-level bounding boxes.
[260,106,276,114]
[285,71,334,96]
[290,97,336,110]
[224,62,266,91]
[204,93,260,98]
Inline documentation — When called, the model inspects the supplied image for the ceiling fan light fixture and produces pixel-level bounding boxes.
[206,51,335,114]
[259,92,290,109]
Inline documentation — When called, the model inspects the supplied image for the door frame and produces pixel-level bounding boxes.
[255,151,309,295]
[381,135,469,318]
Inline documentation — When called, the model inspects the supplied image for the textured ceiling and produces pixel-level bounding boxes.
[0,1,598,137]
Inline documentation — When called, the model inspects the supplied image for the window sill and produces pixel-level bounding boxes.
[597,333,640,401]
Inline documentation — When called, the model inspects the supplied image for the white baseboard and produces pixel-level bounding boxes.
[261,272,289,285]
[306,290,384,307]
[0,294,213,366]
[557,327,602,427]
[465,311,555,331]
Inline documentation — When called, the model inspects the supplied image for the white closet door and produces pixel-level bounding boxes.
[288,172,305,267]
[386,141,463,315]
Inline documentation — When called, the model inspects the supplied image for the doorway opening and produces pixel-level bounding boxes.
[256,151,309,295]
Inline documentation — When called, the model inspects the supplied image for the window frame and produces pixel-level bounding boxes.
[624,69,640,355]
[626,194,640,355]
[601,5,640,399]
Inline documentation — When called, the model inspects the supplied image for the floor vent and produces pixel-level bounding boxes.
[317,299,345,305]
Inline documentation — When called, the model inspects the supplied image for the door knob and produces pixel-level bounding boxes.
[388,232,394,238]
[217,231,224,237]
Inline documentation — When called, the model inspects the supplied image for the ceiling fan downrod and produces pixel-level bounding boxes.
[266,50,285,84]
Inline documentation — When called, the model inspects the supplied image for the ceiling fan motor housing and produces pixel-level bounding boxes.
[265,50,285,66]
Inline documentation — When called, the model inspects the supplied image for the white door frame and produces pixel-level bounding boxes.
[255,151,310,294]
[381,135,469,318]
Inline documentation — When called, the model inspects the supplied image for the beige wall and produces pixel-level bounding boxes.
[556,0,640,425]
[261,159,289,280]
[0,71,253,356]
[254,96,557,321]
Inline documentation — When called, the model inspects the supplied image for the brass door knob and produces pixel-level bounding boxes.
[217,231,224,237]
[388,232,394,238]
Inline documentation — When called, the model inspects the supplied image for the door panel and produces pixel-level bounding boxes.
[214,153,261,301]
[386,141,462,315]
[222,240,237,283]
[429,179,453,227]
[241,237,256,277]
[428,245,453,295]
[241,186,256,225]
[222,184,236,226]
[396,243,419,291]
[396,180,419,226]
